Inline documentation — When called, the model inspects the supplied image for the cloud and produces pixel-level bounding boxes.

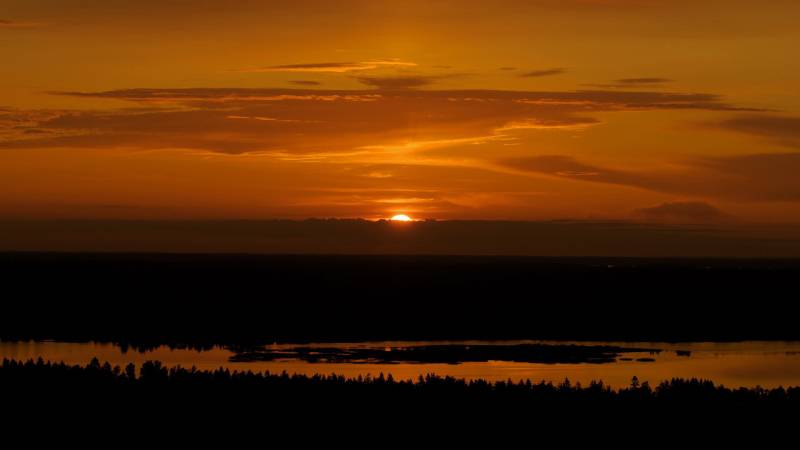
[616,78,672,85]
[500,153,800,202]
[289,80,321,86]
[584,77,674,89]
[0,87,764,156]
[502,155,646,184]
[712,115,800,149]
[633,201,730,223]
[0,19,39,28]
[497,117,601,130]
[235,59,416,73]
[302,189,460,214]
[520,68,567,78]
[355,76,437,90]
[50,87,763,112]
[511,90,765,112]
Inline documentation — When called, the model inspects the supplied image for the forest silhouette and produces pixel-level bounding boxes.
[4,357,799,416]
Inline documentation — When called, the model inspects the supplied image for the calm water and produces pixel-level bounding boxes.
[3,340,800,388]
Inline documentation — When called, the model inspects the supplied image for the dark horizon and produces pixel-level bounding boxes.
[4,218,800,258]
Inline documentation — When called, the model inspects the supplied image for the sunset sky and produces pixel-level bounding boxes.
[2,0,800,223]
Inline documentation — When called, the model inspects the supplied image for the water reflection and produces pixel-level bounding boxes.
[2,340,800,388]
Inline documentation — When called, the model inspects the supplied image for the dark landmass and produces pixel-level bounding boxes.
[229,343,661,364]
[3,219,800,257]
[3,252,800,347]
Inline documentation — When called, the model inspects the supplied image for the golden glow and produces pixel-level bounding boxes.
[390,214,413,222]
[1,1,800,223]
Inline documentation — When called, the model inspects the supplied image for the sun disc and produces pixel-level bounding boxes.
[390,214,412,222]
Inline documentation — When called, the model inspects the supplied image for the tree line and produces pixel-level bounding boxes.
[3,357,798,412]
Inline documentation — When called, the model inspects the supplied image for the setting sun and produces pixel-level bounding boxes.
[390,214,413,222]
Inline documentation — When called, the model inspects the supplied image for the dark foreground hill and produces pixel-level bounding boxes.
[2,253,800,347]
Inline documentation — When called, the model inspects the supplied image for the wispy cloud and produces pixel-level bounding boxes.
[497,117,600,130]
[1,87,767,160]
[584,77,674,89]
[234,59,417,73]
[355,76,436,90]
[520,68,567,78]
[288,80,322,86]
[0,19,40,28]
[616,78,673,85]
[49,87,762,111]
[501,153,800,202]
[711,115,800,149]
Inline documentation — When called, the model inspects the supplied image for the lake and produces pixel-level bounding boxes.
[3,340,800,388]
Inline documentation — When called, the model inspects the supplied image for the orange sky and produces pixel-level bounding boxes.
[2,0,800,223]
